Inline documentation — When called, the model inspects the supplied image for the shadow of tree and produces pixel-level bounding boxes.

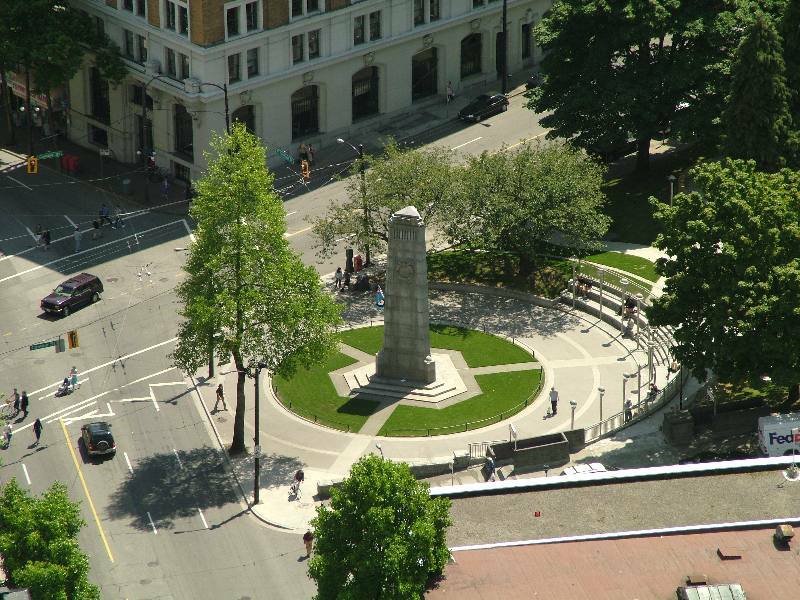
[107,446,239,531]
[227,451,304,493]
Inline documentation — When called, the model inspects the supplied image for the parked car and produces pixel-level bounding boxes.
[81,421,116,456]
[458,93,509,122]
[40,273,103,317]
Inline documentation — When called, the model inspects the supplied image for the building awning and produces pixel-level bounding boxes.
[5,71,66,111]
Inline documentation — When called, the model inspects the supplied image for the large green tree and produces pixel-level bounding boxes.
[723,12,791,169]
[441,143,609,274]
[782,0,800,162]
[527,0,781,172]
[309,455,452,599]
[0,479,100,600]
[310,140,455,263]
[649,158,800,395]
[172,124,342,454]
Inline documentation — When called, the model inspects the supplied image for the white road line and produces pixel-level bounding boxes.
[62,409,99,425]
[451,136,483,150]
[505,132,547,151]
[149,381,186,387]
[285,211,297,217]
[0,219,184,272]
[197,508,209,529]
[150,388,160,412]
[46,403,97,424]
[25,226,37,242]
[147,511,158,535]
[64,215,77,227]
[21,464,31,485]
[285,225,313,238]
[123,452,134,473]
[27,398,95,429]
[181,218,196,243]
[29,338,177,396]
[37,377,90,400]
[173,449,184,469]
[120,367,179,388]
[7,176,32,191]
[111,396,153,403]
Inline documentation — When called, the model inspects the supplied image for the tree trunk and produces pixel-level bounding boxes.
[0,67,15,146]
[635,137,650,173]
[230,347,247,454]
[519,253,535,277]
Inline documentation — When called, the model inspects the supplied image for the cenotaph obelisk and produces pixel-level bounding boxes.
[374,206,436,384]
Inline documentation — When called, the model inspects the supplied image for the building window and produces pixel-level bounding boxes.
[308,29,320,59]
[352,66,379,121]
[414,0,438,26]
[124,0,133,11]
[247,48,259,77]
[291,0,319,19]
[414,0,423,26]
[165,48,177,78]
[89,67,110,124]
[180,53,190,79]
[123,30,135,59]
[521,23,532,59]
[369,11,381,40]
[130,84,154,109]
[354,15,365,45]
[165,0,176,30]
[89,125,109,147]
[136,34,147,62]
[473,0,484,6]
[291,85,319,139]
[174,104,194,160]
[227,6,240,37]
[179,5,189,34]
[430,0,439,21]
[232,104,256,133]
[173,162,191,183]
[460,33,482,79]
[246,1,259,31]
[292,34,304,63]
[228,53,241,83]
[135,0,146,17]
[411,47,437,101]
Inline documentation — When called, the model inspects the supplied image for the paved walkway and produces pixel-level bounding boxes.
[191,285,678,531]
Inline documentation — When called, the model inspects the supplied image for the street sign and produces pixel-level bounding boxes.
[99,149,111,156]
[37,151,63,160]
[29,340,57,351]
[276,148,294,165]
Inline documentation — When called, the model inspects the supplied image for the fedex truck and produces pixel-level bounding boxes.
[757,413,800,457]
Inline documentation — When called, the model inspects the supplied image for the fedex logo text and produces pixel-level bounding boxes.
[768,432,800,445]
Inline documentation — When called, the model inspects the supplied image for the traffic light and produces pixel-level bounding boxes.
[26,156,39,174]
[301,160,310,182]
[67,330,79,349]
[55,338,66,353]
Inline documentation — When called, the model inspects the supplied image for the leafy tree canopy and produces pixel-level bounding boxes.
[782,0,800,161]
[649,158,800,388]
[0,479,100,600]
[309,455,452,599]
[723,12,792,169]
[172,124,341,452]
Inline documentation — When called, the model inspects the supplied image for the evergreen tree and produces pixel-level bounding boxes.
[781,0,800,162]
[723,12,791,169]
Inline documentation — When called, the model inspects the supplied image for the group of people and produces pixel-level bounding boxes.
[297,143,316,165]
[56,367,80,397]
[34,225,52,250]
[3,388,44,448]
[333,267,371,292]
[575,276,593,299]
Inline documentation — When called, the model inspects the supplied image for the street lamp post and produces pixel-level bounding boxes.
[571,256,577,308]
[196,81,231,134]
[336,138,370,267]
[253,362,268,504]
[598,268,605,319]
[622,372,634,413]
[569,400,577,430]
[667,174,677,206]
[598,387,605,423]
[501,0,509,94]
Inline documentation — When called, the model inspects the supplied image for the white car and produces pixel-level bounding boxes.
[560,462,607,476]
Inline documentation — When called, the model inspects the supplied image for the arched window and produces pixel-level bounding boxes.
[174,103,193,159]
[460,34,482,79]
[232,104,255,134]
[352,67,379,121]
[291,85,319,139]
[411,48,438,101]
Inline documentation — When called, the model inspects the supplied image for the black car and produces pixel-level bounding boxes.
[458,93,509,122]
[40,272,103,317]
[81,421,116,456]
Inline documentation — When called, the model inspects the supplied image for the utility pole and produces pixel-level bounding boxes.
[253,364,266,504]
[501,0,509,94]
[358,143,370,267]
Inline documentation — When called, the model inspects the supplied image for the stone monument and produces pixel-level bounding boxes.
[375,206,436,384]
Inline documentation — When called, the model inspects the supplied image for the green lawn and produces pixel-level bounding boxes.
[273,351,379,432]
[584,251,660,283]
[378,369,542,436]
[337,324,534,367]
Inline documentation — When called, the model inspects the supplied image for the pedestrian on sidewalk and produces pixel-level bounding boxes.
[19,391,28,419]
[11,388,20,416]
[334,267,343,289]
[99,203,112,226]
[34,224,43,249]
[549,386,559,416]
[3,423,12,448]
[307,144,315,165]
[114,204,126,228]
[303,530,314,558]
[213,383,227,411]
[70,366,79,392]
[161,176,170,201]
[73,226,82,253]
[446,81,455,103]
[32,418,43,445]
[43,229,51,250]
[91,219,102,240]
[624,399,633,422]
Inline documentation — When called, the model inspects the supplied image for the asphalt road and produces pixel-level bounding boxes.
[0,98,546,599]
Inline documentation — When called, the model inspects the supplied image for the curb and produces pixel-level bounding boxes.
[187,373,295,531]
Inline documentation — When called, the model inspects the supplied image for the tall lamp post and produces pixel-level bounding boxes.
[336,138,370,267]
[501,0,509,94]
[195,81,231,134]
[569,400,577,430]
[597,387,605,423]
[667,174,677,206]
[253,362,268,504]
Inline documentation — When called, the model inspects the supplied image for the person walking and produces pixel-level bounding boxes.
[307,144,315,165]
[32,418,43,445]
[34,224,43,249]
[73,226,82,253]
[303,530,314,558]
[3,423,12,448]
[43,229,51,250]
[549,386,559,416]
[213,383,227,411]
[70,367,79,392]
[624,399,633,423]
[334,267,343,289]
[446,81,455,103]
[161,176,170,201]
[99,203,112,226]
[19,391,28,419]
[12,388,20,416]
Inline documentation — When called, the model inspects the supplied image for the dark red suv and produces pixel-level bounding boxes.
[41,273,103,317]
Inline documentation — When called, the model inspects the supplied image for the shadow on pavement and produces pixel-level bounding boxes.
[107,445,239,531]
